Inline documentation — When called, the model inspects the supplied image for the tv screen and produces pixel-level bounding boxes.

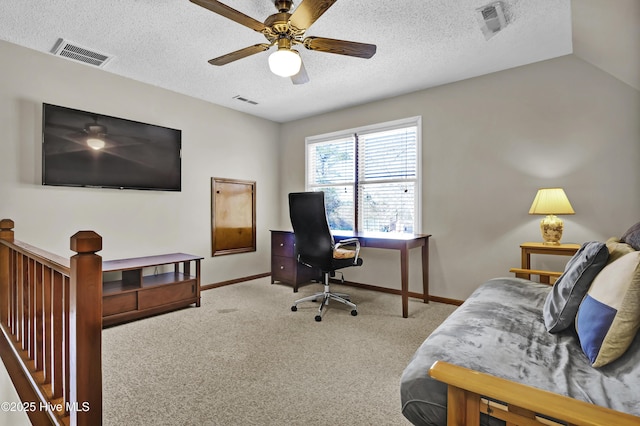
[42,103,182,191]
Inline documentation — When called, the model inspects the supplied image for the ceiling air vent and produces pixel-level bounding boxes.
[51,38,113,67]
[476,1,507,40]
[233,95,259,105]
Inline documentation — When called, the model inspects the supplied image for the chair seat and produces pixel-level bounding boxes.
[333,247,356,259]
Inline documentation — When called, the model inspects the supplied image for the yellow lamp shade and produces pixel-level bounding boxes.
[529,188,575,245]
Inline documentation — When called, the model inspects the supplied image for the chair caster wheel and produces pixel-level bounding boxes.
[351,310,358,316]
[315,315,322,322]
[291,305,297,312]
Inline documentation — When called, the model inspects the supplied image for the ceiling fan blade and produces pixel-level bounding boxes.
[303,36,376,59]
[291,58,309,85]
[190,0,266,32]
[288,0,337,31]
[208,43,272,66]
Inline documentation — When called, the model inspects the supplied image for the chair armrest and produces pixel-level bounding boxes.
[509,268,562,285]
[428,361,640,426]
[335,238,361,262]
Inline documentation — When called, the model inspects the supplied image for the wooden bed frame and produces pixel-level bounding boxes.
[428,267,640,426]
[429,361,640,426]
[0,219,102,426]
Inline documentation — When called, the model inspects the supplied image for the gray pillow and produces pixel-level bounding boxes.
[621,221,640,251]
[543,241,609,333]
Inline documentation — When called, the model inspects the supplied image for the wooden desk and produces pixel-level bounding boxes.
[332,230,431,318]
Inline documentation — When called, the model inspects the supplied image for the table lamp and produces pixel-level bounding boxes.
[529,188,575,245]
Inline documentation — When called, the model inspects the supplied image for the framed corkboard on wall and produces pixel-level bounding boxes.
[211,177,256,256]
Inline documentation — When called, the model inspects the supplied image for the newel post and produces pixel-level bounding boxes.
[0,219,14,325]
[69,230,102,426]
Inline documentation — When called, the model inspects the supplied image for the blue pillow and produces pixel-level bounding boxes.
[576,251,640,367]
[543,241,609,333]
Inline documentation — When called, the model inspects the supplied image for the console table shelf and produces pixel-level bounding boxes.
[102,253,203,327]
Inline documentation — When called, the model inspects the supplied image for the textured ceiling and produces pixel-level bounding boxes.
[0,0,572,123]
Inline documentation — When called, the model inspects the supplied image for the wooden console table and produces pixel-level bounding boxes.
[102,253,203,327]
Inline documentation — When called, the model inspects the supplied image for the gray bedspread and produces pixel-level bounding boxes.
[400,277,640,426]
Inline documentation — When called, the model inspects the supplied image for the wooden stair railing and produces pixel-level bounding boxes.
[0,219,102,426]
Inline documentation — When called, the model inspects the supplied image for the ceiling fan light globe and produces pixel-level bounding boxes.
[87,138,105,150]
[268,49,302,77]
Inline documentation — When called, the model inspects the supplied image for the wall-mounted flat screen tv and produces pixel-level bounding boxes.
[42,103,182,191]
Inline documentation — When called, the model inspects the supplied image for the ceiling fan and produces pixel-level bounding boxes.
[189,0,377,84]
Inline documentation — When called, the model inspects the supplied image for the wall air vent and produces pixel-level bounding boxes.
[476,1,507,40]
[51,38,113,67]
[233,95,259,105]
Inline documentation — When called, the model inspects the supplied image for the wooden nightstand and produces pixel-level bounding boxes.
[511,242,581,284]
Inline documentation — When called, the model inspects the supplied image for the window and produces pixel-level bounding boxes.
[306,116,421,234]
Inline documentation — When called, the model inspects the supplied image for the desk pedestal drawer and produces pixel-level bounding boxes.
[270,230,320,291]
[272,255,297,283]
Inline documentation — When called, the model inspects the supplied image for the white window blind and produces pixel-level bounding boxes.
[306,117,421,234]
[306,136,355,230]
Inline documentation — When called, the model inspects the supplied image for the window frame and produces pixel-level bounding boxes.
[305,116,422,234]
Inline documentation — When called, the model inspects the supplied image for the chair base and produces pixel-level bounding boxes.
[291,273,357,321]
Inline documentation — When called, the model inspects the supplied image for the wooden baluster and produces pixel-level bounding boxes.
[69,230,103,426]
[43,265,53,385]
[19,253,26,347]
[28,258,36,360]
[64,275,70,413]
[0,218,13,325]
[9,250,16,333]
[52,270,63,399]
[35,262,44,371]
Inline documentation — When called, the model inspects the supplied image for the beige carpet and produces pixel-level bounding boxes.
[102,277,457,425]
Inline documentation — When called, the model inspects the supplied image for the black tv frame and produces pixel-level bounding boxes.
[42,103,182,191]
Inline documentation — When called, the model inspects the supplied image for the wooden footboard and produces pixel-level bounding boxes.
[429,361,640,426]
[0,219,103,426]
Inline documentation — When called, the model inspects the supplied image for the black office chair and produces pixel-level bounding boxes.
[288,191,363,321]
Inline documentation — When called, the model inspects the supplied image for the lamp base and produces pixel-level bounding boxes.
[540,214,564,245]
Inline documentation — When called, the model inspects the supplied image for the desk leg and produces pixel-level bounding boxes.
[195,260,201,308]
[422,241,429,304]
[401,246,409,318]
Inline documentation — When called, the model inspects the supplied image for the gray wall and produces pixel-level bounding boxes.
[0,39,281,285]
[1,37,638,302]
[572,0,640,91]
[279,54,640,300]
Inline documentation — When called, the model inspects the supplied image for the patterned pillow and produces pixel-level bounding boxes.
[543,242,609,333]
[621,221,640,251]
[575,251,640,367]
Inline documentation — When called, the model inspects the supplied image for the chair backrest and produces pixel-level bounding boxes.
[288,191,335,270]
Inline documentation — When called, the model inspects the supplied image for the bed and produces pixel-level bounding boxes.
[400,227,640,426]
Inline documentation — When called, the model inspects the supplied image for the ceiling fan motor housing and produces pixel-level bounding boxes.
[274,0,293,13]
[264,13,293,37]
